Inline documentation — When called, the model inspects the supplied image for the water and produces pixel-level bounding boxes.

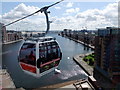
[2,33,93,88]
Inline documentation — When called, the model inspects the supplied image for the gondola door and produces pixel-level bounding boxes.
[19,43,37,74]
[37,43,48,74]
[37,41,62,75]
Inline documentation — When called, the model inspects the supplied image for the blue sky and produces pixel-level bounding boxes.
[2,2,111,15]
[1,1,118,31]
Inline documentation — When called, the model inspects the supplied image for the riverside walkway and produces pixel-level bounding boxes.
[68,37,95,49]
[60,34,95,49]
[3,39,23,45]
[0,69,15,89]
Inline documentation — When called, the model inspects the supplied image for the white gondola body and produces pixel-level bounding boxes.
[18,36,62,77]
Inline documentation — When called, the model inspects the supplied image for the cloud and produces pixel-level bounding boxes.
[55,6,61,9]
[66,8,80,13]
[2,2,118,31]
[2,3,46,30]
[66,2,73,8]
[64,2,118,29]
[2,3,44,22]
[74,2,118,29]
[0,15,1,19]
[66,8,74,13]
[103,2,118,22]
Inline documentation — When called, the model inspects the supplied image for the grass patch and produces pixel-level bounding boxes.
[83,53,94,67]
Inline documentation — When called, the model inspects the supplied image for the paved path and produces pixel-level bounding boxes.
[0,69,15,89]
[71,38,94,49]
[64,36,95,49]
[3,39,23,45]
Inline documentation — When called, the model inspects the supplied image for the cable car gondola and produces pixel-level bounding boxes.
[18,37,62,77]
[3,0,64,77]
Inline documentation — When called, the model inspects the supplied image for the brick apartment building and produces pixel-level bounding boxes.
[94,27,120,84]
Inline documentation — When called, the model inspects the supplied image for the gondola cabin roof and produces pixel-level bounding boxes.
[25,36,56,44]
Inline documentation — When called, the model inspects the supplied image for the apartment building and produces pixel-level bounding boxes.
[94,27,120,84]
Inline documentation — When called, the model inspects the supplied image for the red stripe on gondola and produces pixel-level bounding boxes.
[40,58,60,67]
[20,62,36,73]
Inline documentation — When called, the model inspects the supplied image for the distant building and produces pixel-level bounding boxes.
[94,27,120,84]
[1,23,23,43]
[61,29,96,46]
[1,23,8,43]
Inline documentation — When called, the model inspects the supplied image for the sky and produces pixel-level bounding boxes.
[1,0,119,31]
